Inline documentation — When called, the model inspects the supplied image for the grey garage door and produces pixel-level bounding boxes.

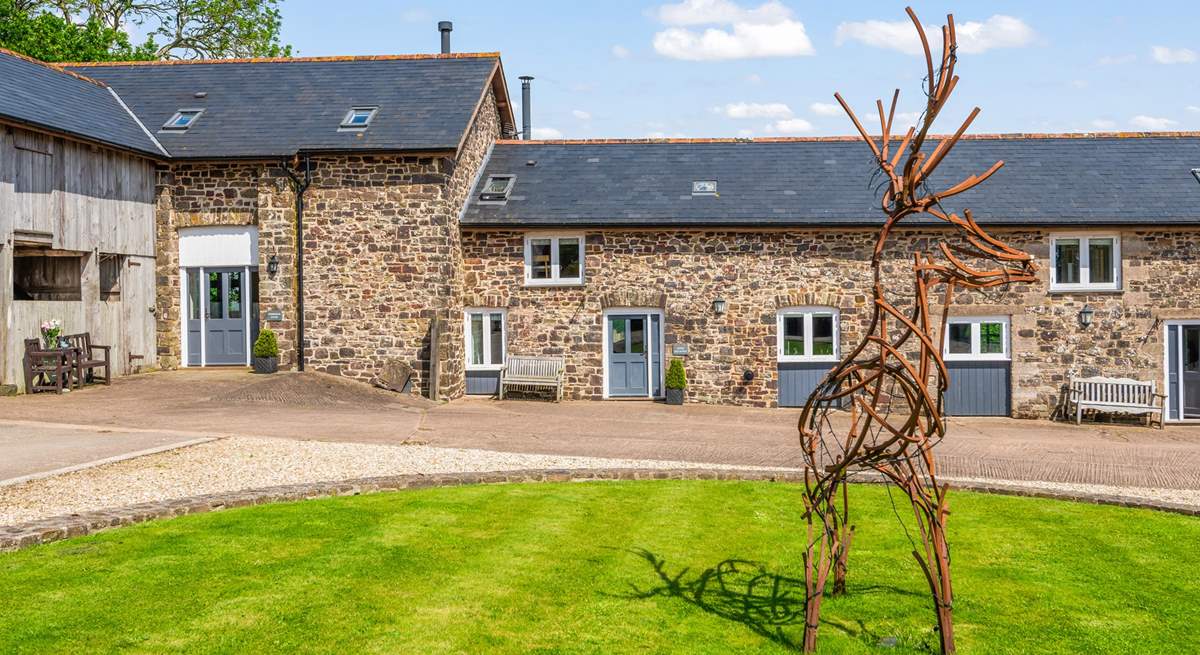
[778,362,834,408]
[945,360,1010,416]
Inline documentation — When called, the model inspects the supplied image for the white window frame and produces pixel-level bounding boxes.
[776,306,840,363]
[1049,234,1121,292]
[943,316,1010,362]
[162,108,203,131]
[339,106,378,130]
[463,308,507,371]
[523,233,585,287]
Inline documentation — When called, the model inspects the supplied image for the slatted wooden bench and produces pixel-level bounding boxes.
[1069,376,1165,429]
[499,356,565,402]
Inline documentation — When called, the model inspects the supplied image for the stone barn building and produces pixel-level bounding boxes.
[5,45,1200,424]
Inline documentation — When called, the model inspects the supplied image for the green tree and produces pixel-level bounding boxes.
[0,0,156,61]
[2,0,291,62]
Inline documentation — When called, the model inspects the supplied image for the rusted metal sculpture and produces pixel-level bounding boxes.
[797,8,1038,654]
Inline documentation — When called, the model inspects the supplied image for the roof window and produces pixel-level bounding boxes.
[480,175,516,202]
[162,109,203,131]
[692,180,718,196]
[340,107,378,130]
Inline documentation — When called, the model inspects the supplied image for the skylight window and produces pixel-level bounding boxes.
[162,109,203,131]
[340,107,378,130]
[692,180,717,195]
[479,175,516,202]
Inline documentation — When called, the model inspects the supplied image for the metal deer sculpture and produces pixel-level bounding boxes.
[796,8,1037,654]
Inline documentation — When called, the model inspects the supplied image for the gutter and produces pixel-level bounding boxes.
[280,156,312,371]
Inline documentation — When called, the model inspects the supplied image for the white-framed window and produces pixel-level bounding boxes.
[340,107,378,130]
[464,308,506,370]
[523,234,584,286]
[943,316,1010,361]
[1050,234,1120,291]
[777,307,839,362]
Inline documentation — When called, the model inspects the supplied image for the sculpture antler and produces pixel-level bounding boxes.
[833,7,1002,222]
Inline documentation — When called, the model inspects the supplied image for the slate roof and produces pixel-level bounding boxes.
[0,49,163,157]
[63,54,508,159]
[463,136,1200,227]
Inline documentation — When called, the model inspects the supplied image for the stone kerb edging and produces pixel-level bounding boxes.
[2,468,1197,552]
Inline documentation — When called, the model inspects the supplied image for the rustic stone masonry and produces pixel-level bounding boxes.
[3,468,1194,553]
[155,90,501,397]
[462,226,1200,417]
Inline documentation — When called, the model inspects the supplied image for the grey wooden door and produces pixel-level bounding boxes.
[778,362,834,408]
[608,315,648,397]
[1183,326,1200,418]
[945,361,1011,416]
[203,268,247,365]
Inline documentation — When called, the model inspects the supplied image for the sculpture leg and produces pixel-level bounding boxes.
[832,474,854,596]
[801,481,840,653]
[899,465,956,655]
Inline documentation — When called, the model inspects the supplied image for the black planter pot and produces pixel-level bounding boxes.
[253,356,278,374]
[666,388,685,405]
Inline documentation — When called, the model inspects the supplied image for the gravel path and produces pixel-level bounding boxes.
[0,436,778,526]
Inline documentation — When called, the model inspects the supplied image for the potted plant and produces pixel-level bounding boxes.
[665,358,687,405]
[252,328,279,374]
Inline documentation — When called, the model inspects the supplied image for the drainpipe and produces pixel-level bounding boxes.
[281,156,312,371]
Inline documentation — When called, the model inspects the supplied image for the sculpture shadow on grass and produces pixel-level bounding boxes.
[615,548,930,652]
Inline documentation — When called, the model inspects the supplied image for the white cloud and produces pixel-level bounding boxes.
[736,128,755,137]
[835,14,1034,55]
[655,0,791,26]
[651,1,814,60]
[713,102,793,119]
[1130,115,1178,130]
[894,111,921,125]
[572,109,592,120]
[531,127,564,139]
[645,131,687,139]
[745,73,762,84]
[1188,106,1200,113]
[1098,53,1136,65]
[611,44,631,59]
[1091,119,1116,130]
[1151,46,1197,64]
[1069,79,1088,89]
[809,102,841,117]
[768,118,813,134]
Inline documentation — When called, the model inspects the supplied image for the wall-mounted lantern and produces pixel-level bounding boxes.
[742,369,754,383]
[712,298,727,315]
[1078,304,1094,328]
[267,254,279,276]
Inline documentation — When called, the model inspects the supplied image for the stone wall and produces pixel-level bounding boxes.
[154,89,502,398]
[461,226,1200,416]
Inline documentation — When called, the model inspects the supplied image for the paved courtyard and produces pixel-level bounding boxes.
[2,368,1200,524]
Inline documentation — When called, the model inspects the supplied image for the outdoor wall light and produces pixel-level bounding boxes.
[712,298,727,315]
[742,369,755,383]
[1078,304,1094,328]
[267,254,279,276]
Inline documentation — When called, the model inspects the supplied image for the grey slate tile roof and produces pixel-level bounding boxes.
[64,55,502,159]
[463,137,1200,227]
[0,49,163,157]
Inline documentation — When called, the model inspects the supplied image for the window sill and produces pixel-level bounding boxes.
[778,357,839,364]
[466,364,505,372]
[524,279,585,288]
[944,356,1011,362]
[1048,287,1122,294]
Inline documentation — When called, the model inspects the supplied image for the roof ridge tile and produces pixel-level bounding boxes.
[62,52,501,67]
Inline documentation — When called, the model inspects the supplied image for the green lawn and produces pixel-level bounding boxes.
[1,481,1198,654]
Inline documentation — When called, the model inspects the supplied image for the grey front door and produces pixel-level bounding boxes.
[202,268,247,365]
[1184,326,1200,418]
[608,315,649,397]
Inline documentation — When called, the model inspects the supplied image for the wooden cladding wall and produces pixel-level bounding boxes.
[1,125,155,256]
[0,124,157,391]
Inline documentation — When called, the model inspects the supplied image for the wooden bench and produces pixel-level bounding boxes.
[64,332,111,386]
[1069,376,1165,429]
[499,356,565,402]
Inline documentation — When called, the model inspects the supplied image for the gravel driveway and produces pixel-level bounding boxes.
[0,436,775,526]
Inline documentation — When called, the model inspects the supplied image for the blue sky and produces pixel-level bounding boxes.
[280,0,1200,139]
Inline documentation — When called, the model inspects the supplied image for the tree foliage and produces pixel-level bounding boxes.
[0,0,291,62]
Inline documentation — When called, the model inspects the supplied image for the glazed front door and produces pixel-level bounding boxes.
[201,268,247,365]
[608,315,649,397]
[1184,326,1200,418]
